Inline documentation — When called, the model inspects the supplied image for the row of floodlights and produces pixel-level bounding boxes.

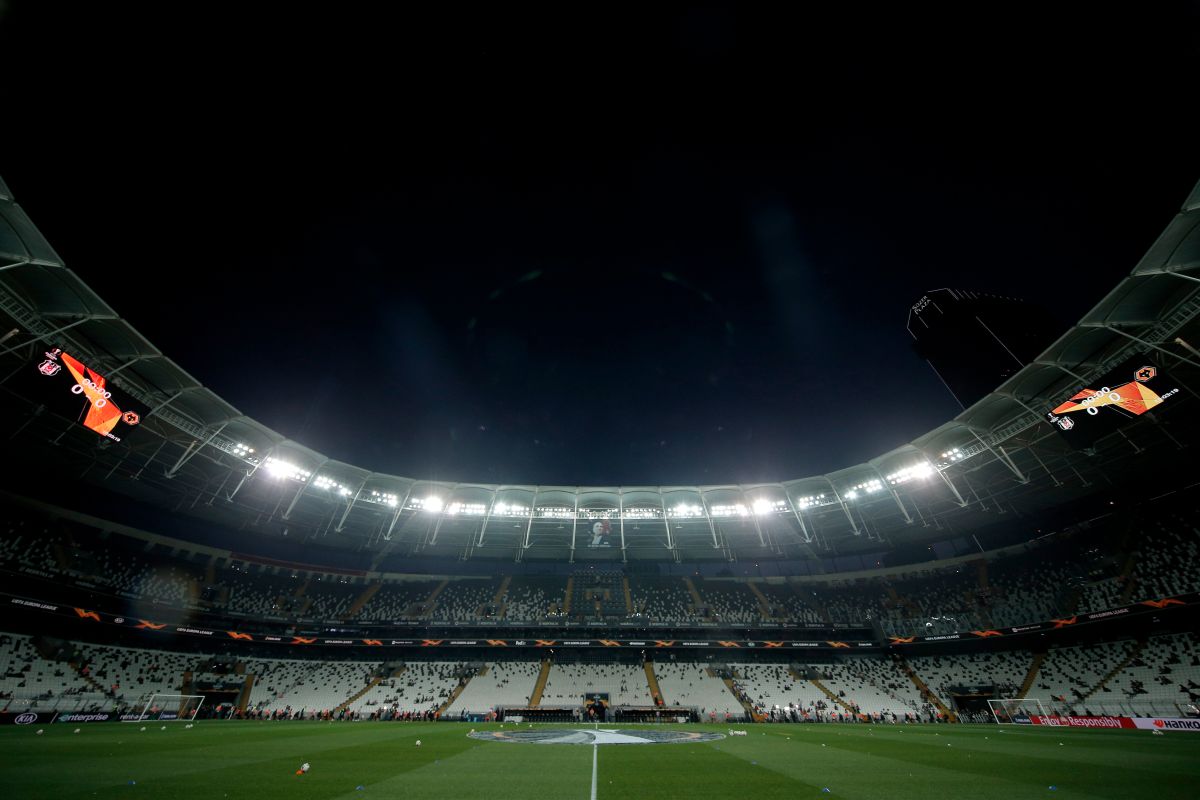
[260,455,945,512]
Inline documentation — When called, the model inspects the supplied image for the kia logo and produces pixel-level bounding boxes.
[15,713,37,725]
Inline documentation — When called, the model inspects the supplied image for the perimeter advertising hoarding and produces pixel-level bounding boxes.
[1046,354,1179,449]
[1030,715,1135,729]
[15,347,146,442]
[53,712,117,723]
[0,711,58,725]
[1031,716,1200,732]
[1131,717,1200,732]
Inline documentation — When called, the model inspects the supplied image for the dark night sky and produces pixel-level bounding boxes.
[3,3,1198,486]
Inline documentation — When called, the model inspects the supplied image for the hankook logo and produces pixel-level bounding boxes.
[468,728,725,745]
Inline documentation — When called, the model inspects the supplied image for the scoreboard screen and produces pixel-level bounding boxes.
[1046,354,1179,448]
[21,347,146,442]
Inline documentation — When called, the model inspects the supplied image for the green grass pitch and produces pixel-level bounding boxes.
[1,722,1196,799]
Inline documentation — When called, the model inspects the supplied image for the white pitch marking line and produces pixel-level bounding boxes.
[590,743,598,800]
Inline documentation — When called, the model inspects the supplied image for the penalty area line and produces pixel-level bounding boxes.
[590,743,598,800]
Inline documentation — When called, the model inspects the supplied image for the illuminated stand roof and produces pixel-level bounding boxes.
[1,175,1199,563]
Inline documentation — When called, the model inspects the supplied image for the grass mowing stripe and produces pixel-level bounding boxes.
[1,722,1196,800]
[591,744,597,800]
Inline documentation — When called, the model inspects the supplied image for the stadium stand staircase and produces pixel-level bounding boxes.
[491,576,512,611]
[747,582,773,617]
[897,655,956,722]
[236,674,255,711]
[529,659,551,706]
[1114,523,1141,604]
[723,669,763,722]
[644,662,663,705]
[789,583,832,623]
[562,578,574,614]
[622,578,633,615]
[51,540,70,571]
[424,579,450,617]
[293,577,311,599]
[346,582,382,618]
[335,675,382,714]
[1018,652,1046,699]
[808,677,857,715]
[437,673,474,716]
[683,577,705,616]
[1081,640,1146,703]
[69,660,109,697]
[971,559,995,627]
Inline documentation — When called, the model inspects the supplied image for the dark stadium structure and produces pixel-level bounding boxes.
[1,174,1199,731]
[907,289,1064,409]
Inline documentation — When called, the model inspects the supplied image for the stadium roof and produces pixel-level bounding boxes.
[2,176,1199,562]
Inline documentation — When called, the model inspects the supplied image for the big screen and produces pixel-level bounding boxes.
[21,347,146,442]
[1045,354,1179,448]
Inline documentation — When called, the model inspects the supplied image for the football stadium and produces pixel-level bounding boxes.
[2,7,1200,799]
[1,171,1198,797]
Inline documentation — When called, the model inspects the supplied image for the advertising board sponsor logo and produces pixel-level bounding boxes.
[11,598,58,611]
[1133,717,1200,731]
[56,712,113,723]
[1084,607,1130,621]
[1031,715,1134,729]
[3,711,58,725]
[468,728,725,745]
[1139,598,1185,609]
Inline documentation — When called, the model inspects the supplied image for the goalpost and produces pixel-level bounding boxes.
[987,697,1049,725]
[128,694,205,722]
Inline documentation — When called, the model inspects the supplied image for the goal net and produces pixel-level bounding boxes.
[987,697,1048,725]
[129,694,205,722]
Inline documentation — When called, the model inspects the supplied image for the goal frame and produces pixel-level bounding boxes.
[987,697,1047,725]
[128,693,205,723]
